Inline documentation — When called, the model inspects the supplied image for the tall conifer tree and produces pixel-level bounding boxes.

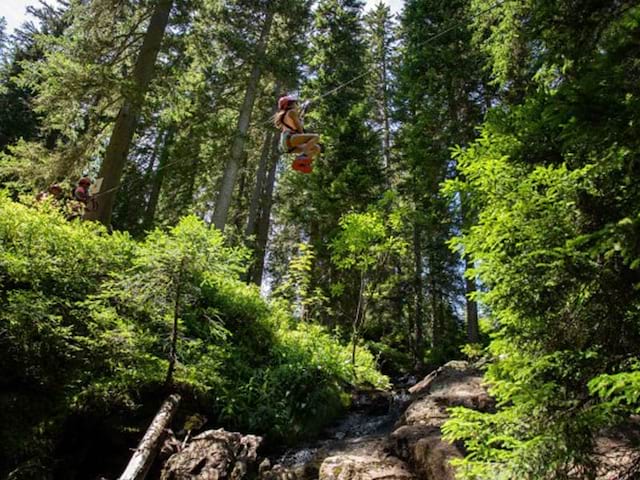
[86,0,174,225]
[396,0,491,359]
[365,3,396,176]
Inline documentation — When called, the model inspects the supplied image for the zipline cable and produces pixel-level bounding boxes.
[90,156,187,200]
[303,0,507,105]
[421,0,507,46]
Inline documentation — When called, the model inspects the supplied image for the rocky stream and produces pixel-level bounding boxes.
[157,360,493,480]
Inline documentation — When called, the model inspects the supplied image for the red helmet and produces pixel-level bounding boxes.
[278,95,297,111]
[78,176,91,187]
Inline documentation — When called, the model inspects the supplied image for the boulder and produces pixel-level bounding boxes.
[319,454,415,480]
[408,361,493,411]
[161,429,262,480]
[398,397,448,429]
[592,419,640,480]
[390,426,462,480]
[408,363,465,396]
[390,425,438,460]
[260,461,299,480]
[389,361,491,480]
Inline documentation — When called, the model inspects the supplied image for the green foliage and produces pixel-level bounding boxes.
[0,4,65,154]
[443,126,640,477]
[0,193,138,475]
[0,193,387,476]
[589,362,640,416]
[273,243,328,320]
[330,204,407,367]
[4,0,639,478]
[460,343,483,361]
[331,208,406,272]
[442,4,640,476]
[366,339,414,374]
[219,312,388,438]
[393,0,492,364]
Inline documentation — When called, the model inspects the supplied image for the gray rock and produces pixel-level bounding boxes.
[390,426,462,480]
[161,429,262,480]
[319,454,415,480]
[397,397,448,429]
[389,361,492,480]
[408,361,493,411]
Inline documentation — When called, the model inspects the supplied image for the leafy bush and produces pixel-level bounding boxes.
[439,4,640,476]
[442,102,640,478]
[0,193,387,477]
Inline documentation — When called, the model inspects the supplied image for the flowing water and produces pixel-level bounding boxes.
[263,381,415,479]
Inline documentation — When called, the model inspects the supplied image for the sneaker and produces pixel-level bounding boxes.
[292,155,313,173]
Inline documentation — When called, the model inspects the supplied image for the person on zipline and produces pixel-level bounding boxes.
[274,95,321,174]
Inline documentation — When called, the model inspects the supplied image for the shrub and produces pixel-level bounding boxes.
[0,193,387,476]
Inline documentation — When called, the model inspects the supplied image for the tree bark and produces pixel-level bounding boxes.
[429,266,439,350]
[351,272,367,368]
[465,260,479,343]
[86,0,173,226]
[119,394,181,480]
[246,83,280,239]
[233,151,249,231]
[381,35,391,173]
[249,132,280,286]
[180,153,200,219]
[246,130,274,238]
[212,7,275,231]
[412,220,424,368]
[144,127,175,231]
[165,257,185,387]
[460,191,480,343]
[398,265,415,356]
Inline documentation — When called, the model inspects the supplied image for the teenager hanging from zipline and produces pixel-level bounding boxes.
[274,95,321,174]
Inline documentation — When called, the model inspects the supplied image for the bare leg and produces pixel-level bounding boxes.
[302,136,319,153]
[290,134,320,159]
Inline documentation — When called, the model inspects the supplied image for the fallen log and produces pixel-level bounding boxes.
[119,393,181,480]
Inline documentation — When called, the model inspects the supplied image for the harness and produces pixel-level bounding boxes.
[280,113,303,153]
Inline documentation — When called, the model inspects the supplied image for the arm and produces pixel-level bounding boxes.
[299,100,312,117]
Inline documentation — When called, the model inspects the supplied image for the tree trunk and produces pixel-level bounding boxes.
[165,257,185,387]
[412,221,424,368]
[465,260,479,343]
[119,394,181,480]
[86,0,173,226]
[249,132,280,286]
[429,268,439,350]
[233,152,249,231]
[246,130,274,238]
[246,83,281,239]
[460,191,480,343]
[381,37,391,174]
[180,153,200,218]
[212,7,275,231]
[351,272,367,368]
[399,265,415,357]
[144,127,175,231]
